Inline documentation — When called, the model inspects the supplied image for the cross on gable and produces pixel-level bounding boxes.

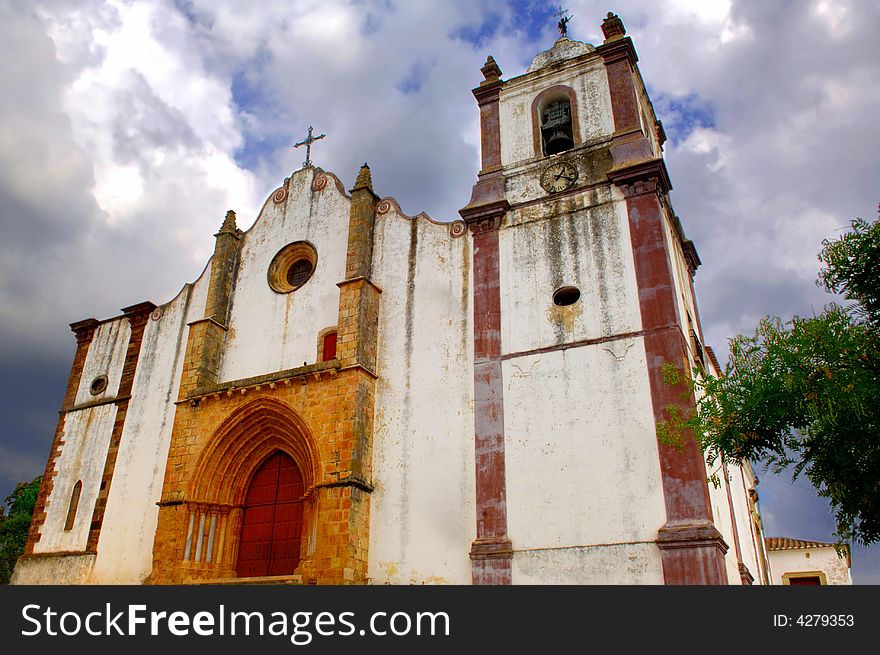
[293,126,326,168]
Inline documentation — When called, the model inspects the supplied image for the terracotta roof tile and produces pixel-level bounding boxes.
[765,537,852,569]
[765,537,837,551]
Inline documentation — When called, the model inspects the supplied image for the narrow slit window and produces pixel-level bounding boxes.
[64,480,82,531]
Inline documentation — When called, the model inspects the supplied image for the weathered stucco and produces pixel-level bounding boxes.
[503,344,666,576]
[500,196,641,355]
[92,273,209,583]
[368,204,475,584]
[219,170,349,382]
[11,553,96,585]
[74,319,131,405]
[500,55,613,168]
[34,402,118,553]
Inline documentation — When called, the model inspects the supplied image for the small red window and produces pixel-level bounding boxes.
[322,332,337,361]
[789,576,822,585]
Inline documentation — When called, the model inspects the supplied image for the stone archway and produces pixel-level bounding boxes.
[182,398,319,580]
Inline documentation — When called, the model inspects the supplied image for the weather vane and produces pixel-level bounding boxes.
[554,6,572,37]
[293,126,326,168]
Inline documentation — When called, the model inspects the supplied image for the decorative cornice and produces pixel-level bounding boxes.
[122,301,158,327]
[657,522,729,554]
[70,318,99,343]
[472,79,504,105]
[596,35,638,67]
[682,239,701,276]
[459,170,509,228]
[469,537,513,560]
[608,158,672,197]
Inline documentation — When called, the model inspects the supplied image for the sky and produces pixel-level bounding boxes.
[0,0,877,582]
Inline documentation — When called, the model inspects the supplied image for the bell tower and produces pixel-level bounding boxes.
[460,12,729,584]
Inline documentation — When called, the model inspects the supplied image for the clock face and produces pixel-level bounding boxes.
[540,161,578,193]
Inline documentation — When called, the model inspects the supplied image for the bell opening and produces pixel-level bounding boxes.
[541,99,574,156]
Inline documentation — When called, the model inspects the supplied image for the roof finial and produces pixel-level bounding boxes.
[601,12,626,42]
[554,7,573,37]
[354,162,373,191]
[218,209,237,234]
[480,55,502,84]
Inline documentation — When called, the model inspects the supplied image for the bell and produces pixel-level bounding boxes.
[541,100,574,155]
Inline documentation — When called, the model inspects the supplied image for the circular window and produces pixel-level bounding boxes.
[553,286,581,306]
[89,375,108,396]
[268,241,318,293]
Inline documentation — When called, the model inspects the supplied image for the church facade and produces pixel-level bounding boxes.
[14,13,771,585]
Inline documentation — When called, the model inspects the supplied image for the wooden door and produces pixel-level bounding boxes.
[237,451,304,578]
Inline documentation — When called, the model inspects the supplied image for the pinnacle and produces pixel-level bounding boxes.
[354,163,373,191]
[218,209,237,234]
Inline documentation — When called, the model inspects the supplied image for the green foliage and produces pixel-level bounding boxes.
[0,476,41,584]
[818,217,880,325]
[665,216,880,546]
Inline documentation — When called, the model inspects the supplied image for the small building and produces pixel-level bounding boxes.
[765,537,852,585]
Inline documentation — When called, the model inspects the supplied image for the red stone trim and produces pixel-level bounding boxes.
[472,79,504,174]
[25,319,100,554]
[618,170,727,584]
[597,39,640,132]
[530,85,582,158]
[86,302,155,552]
[468,223,512,584]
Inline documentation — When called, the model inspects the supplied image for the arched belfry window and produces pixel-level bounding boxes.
[532,85,581,158]
[541,99,574,155]
[64,480,82,531]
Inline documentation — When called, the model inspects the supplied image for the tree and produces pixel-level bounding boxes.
[0,476,41,584]
[665,215,880,546]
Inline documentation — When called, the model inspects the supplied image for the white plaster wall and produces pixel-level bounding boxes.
[34,403,118,553]
[728,463,765,583]
[513,543,664,584]
[93,273,209,583]
[74,319,131,405]
[220,169,349,382]
[499,60,613,167]
[12,553,96,585]
[705,461,743,584]
[368,209,475,585]
[500,197,641,355]
[503,343,666,561]
[769,547,852,585]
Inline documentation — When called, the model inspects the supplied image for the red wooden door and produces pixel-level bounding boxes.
[237,452,304,578]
